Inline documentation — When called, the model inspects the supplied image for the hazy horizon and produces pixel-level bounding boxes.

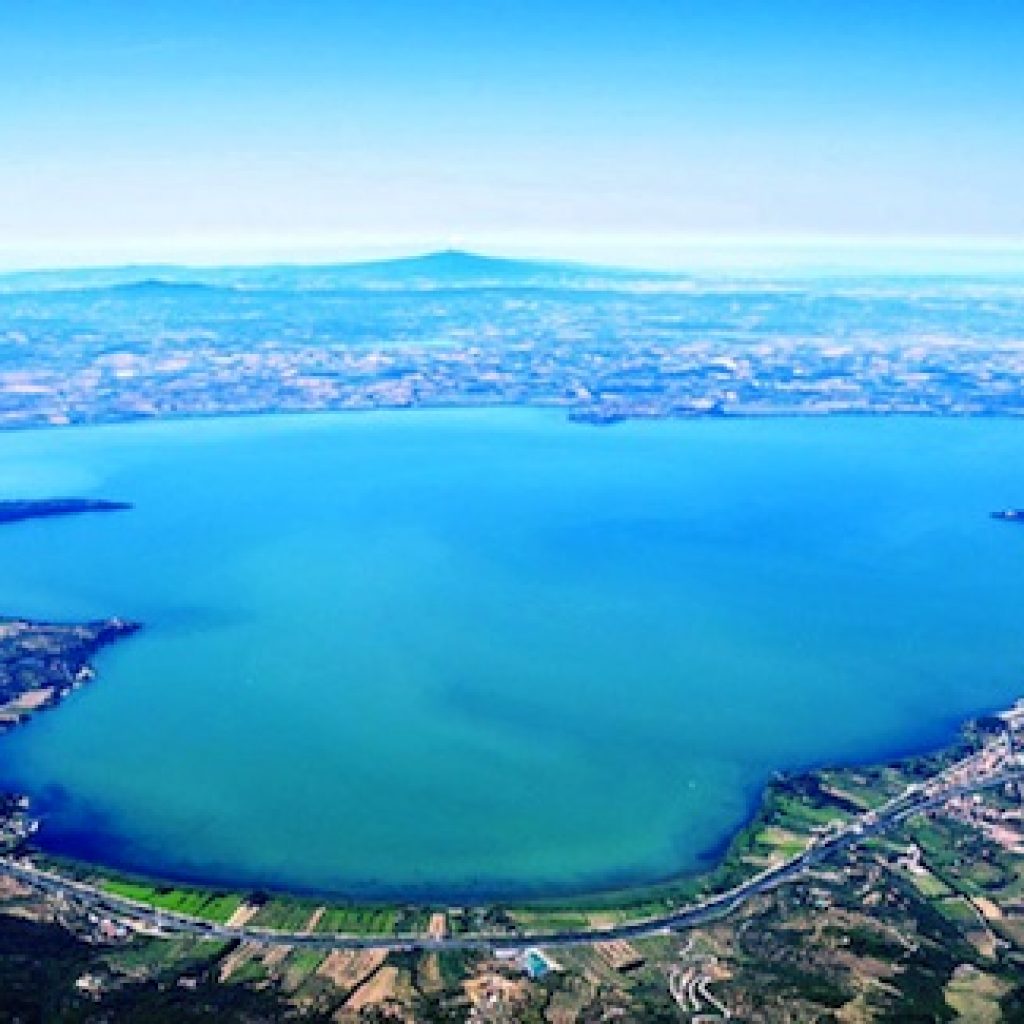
[5,239,1024,279]
[3,2,1023,271]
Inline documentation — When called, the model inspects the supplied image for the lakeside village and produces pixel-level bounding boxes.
[2,610,1024,1020]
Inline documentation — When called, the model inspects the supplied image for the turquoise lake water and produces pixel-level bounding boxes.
[0,410,1022,899]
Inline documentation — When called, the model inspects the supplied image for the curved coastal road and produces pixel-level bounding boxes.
[3,766,1020,953]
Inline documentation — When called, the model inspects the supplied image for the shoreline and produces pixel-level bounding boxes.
[5,704,997,909]
[16,707,983,909]
[10,660,1003,907]
[5,702,1021,948]
[3,400,1024,438]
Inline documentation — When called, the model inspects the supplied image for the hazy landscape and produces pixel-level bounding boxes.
[2,252,1024,430]
[4,0,1024,1020]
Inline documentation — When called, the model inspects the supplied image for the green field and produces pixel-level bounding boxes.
[507,907,591,931]
[99,880,243,923]
[314,905,399,935]
[249,898,321,931]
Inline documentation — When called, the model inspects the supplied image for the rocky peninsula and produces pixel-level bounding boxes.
[0,618,140,730]
[0,497,138,729]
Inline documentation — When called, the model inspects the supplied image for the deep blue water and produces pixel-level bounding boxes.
[0,410,1021,899]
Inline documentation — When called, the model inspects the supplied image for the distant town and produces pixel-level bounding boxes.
[1,254,1023,430]
[7,333,1024,430]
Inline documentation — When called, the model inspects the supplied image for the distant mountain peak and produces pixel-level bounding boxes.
[419,248,490,261]
[387,249,522,271]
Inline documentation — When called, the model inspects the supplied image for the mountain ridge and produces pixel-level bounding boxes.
[0,249,655,296]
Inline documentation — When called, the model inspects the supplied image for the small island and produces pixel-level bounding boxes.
[0,498,132,526]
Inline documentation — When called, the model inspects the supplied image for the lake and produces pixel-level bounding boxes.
[0,410,1021,899]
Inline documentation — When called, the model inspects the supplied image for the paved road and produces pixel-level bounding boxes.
[3,765,1020,953]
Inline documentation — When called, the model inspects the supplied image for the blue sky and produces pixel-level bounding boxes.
[2,1,1023,267]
